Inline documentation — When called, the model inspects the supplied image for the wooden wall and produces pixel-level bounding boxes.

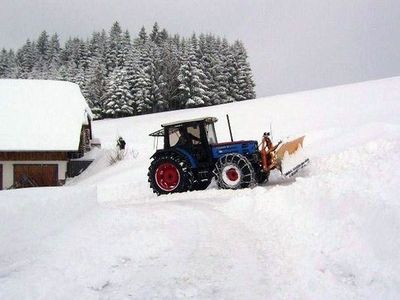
[0,152,68,161]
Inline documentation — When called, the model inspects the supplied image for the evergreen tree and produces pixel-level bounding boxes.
[7,50,17,78]
[211,37,229,104]
[85,57,107,117]
[144,41,166,112]
[119,30,131,67]
[16,39,35,78]
[159,39,180,110]
[159,28,169,43]
[134,68,152,114]
[33,31,50,77]
[106,21,123,74]
[232,40,256,100]
[48,33,61,78]
[177,43,209,108]
[218,38,237,103]
[0,49,10,78]
[138,26,147,45]
[103,68,134,117]
[150,22,160,45]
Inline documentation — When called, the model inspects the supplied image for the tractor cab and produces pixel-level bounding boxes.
[150,117,218,166]
[150,117,218,148]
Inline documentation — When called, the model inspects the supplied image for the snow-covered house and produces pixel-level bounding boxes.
[0,79,97,189]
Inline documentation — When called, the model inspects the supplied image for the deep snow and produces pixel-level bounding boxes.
[1,77,400,299]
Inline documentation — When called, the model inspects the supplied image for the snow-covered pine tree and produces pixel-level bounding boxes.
[123,43,140,114]
[150,22,160,45]
[62,38,85,71]
[78,40,90,71]
[138,26,147,45]
[33,31,50,78]
[201,34,221,105]
[177,42,209,108]
[134,67,152,114]
[119,30,131,68]
[0,49,11,78]
[7,50,17,78]
[0,50,17,78]
[103,68,134,117]
[211,37,229,104]
[87,31,108,69]
[220,38,238,103]
[159,28,169,44]
[146,41,167,112]
[196,33,214,105]
[106,22,123,75]
[48,34,61,79]
[232,40,256,100]
[85,57,107,118]
[16,39,35,78]
[74,68,88,98]
[158,38,180,110]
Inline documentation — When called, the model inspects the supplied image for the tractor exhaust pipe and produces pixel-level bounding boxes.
[226,114,234,142]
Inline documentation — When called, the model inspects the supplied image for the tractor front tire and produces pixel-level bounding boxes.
[254,164,269,184]
[148,153,194,195]
[214,153,255,189]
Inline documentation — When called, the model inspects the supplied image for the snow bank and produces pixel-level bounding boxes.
[0,186,97,256]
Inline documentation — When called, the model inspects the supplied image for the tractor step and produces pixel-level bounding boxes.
[284,158,310,177]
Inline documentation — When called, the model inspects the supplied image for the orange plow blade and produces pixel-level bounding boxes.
[275,136,309,177]
[275,136,305,161]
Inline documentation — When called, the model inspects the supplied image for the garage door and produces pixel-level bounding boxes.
[14,164,58,188]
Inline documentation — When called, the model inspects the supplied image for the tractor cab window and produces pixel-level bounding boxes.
[187,126,201,145]
[169,125,201,147]
[205,123,217,144]
[169,127,180,147]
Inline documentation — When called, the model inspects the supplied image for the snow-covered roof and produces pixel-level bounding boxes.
[0,79,92,151]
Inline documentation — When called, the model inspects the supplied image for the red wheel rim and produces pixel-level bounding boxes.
[226,168,239,181]
[155,163,180,191]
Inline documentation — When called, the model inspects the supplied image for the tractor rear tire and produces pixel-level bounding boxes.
[148,153,194,195]
[214,153,255,189]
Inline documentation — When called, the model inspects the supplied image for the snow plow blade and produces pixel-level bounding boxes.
[276,136,306,161]
[283,158,310,177]
[275,136,310,177]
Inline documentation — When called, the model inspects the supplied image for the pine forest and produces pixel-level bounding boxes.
[0,22,256,119]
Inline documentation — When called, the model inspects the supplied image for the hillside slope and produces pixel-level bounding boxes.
[1,77,400,299]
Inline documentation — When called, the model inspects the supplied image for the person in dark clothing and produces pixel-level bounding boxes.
[176,127,200,146]
[117,136,126,150]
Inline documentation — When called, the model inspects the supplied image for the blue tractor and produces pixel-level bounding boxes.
[148,116,308,195]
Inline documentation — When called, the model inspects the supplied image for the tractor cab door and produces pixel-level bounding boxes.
[205,122,217,144]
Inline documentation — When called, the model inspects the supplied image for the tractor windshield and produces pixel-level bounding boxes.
[206,123,217,144]
[169,125,201,147]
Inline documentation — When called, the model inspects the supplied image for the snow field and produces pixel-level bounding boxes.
[1,77,400,299]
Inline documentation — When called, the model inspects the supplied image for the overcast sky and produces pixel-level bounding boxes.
[1,0,400,97]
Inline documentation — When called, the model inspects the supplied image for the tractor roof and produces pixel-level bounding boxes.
[161,117,218,127]
[149,117,217,137]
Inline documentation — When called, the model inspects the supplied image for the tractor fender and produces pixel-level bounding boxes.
[150,148,198,169]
